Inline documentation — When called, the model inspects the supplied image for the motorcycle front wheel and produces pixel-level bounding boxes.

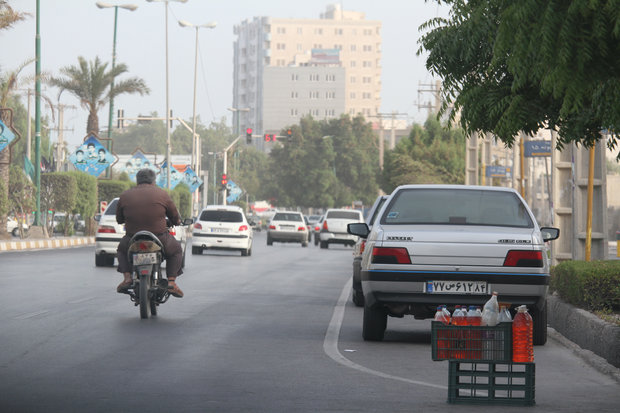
[139,274,151,319]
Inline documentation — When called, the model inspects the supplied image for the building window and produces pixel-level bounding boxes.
[314,28,323,35]
[334,44,342,50]
[276,43,286,50]
[363,61,372,68]
[291,74,298,81]
[291,91,298,99]
[277,27,286,34]
[350,44,357,52]
[297,27,303,35]
[325,74,335,81]
[297,44,302,51]
[350,76,356,83]
[313,43,323,49]
[364,29,372,35]
[363,92,372,99]
[350,92,356,99]
[334,28,343,35]
[350,61,356,68]
[349,108,355,115]
[363,45,372,52]
[291,108,298,116]
[362,76,372,83]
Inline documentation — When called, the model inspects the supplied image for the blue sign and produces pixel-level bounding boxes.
[524,140,552,157]
[69,135,117,177]
[226,180,243,203]
[181,166,203,193]
[0,119,16,152]
[122,150,157,182]
[485,165,510,177]
[156,161,183,190]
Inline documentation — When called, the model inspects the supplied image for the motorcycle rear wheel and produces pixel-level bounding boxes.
[139,275,151,319]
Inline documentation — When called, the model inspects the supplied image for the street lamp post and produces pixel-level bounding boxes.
[227,107,249,137]
[147,0,187,190]
[179,19,216,216]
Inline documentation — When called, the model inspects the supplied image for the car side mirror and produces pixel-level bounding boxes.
[541,227,560,242]
[94,214,101,222]
[183,218,194,226]
[348,222,370,238]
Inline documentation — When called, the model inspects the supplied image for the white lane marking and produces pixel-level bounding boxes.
[323,278,448,390]
[67,296,96,304]
[14,310,50,320]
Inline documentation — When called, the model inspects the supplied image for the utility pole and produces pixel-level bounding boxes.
[416,80,442,119]
[51,103,75,171]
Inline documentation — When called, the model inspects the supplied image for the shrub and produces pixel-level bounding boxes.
[98,180,132,203]
[172,183,191,219]
[551,260,620,312]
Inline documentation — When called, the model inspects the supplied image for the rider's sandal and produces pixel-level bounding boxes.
[116,280,132,293]
[167,281,184,298]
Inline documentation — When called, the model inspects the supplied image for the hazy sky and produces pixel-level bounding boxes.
[2,0,448,147]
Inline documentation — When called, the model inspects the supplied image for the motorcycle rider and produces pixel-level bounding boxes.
[115,168,184,298]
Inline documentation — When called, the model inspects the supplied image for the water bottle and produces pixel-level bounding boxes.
[481,291,500,326]
[434,305,449,324]
[512,305,534,362]
[451,306,466,358]
[466,305,481,326]
[498,305,513,322]
[452,305,466,325]
[441,305,452,325]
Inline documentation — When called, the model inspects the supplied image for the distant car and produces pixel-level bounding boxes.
[247,214,262,232]
[313,215,324,246]
[7,217,28,237]
[319,209,364,249]
[95,198,190,267]
[351,195,388,306]
[348,184,560,344]
[267,211,309,247]
[191,205,253,256]
[306,214,321,243]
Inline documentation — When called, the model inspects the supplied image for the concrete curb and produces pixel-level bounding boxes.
[547,293,620,369]
[0,237,95,252]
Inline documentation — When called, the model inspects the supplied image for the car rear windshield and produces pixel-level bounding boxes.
[381,188,533,228]
[272,213,303,222]
[200,210,243,223]
[326,210,361,220]
[104,200,118,215]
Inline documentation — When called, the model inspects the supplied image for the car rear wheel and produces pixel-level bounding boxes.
[363,304,387,341]
[302,241,308,247]
[532,304,548,345]
[314,234,319,246]
[95,254,105,267]
[352,286,364,307]
[11,228,19,237]
[267,236,273,246]
[320,241,328,249]
[105,255,115,267]
[191,246,202,255]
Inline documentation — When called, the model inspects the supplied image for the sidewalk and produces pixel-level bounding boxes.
[0,236,95,252]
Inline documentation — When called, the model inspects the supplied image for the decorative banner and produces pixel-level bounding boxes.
[122,149,157,181]
[156,161,183,190]
[524,140,552,157]
[0,119,16,152]
[485,165,511,178]
[226,180,243,204]
[69,134,117,177]
[173,164,203,193]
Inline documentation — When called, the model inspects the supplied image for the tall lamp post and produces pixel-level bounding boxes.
[146,0,187,190]
[179,19,216,215]
[96,2,137,179]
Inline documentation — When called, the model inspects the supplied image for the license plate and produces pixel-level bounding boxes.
[280,225,295,229]
[425,281,488,294]
[211,228,229,233]
[133,252,158,265]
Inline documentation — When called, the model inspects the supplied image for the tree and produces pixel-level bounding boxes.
[66,171,98,235]
[0,1,27,32]
[418,0,620,155]
[40,173,77,234]
[49,56,149,134]
[8,165,35,238]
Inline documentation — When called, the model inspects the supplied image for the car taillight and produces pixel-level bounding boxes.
[298,226,306,231]
[503,250,543,267]
[239,225,248,231]
[97,226,116,234]
[194,223,202,230]
[371,247,411,264]
[269,225,276,230]
[322,220,328,231]
[314,225,320,231]
[360,240,366,254]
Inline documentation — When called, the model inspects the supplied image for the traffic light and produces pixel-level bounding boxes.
[221,173,228,189]
[246,128,253,144]
[286,128,292,138]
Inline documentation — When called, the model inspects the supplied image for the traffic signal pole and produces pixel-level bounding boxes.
[221,136,241,205]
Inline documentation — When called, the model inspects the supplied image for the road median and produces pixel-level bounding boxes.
[0,236,95,252]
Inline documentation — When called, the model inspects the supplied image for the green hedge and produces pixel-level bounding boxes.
[551,260,620,312]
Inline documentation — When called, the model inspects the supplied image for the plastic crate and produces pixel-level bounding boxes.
[431,321,512,362]
[448,361,535,406]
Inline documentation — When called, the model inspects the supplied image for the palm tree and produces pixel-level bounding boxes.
[49,56,150,134]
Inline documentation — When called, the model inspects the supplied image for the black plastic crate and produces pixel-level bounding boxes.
[448,361,535,406]
[431,321,512,362]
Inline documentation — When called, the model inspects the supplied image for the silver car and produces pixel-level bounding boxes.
[267,211,309,247]
[348,185,559,344]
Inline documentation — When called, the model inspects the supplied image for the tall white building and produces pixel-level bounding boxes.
[232,4,382,139]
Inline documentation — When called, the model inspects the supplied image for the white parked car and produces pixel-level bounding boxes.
[7,217,28,237]
[348,185,560,344]
[192,205,253,256]
[95,198,190,267]
[319,208,364,249]
[266,211,309,247]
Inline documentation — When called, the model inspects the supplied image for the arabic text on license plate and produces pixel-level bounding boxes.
[133,252,158,265]
[425,281,488,294]
[211,228,229,233]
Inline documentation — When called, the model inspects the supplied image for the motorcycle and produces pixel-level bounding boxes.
[123,230,171,319]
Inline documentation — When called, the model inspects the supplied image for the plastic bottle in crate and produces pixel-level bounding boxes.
[513,305,534,362]
[481,291,499,326]
[441,305,452,324]
[466,306,481,359]
[434,306,449,359]
[498,305,512,322]
[451,306,466,359]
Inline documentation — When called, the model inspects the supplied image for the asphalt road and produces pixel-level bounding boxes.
[1,232,618,412]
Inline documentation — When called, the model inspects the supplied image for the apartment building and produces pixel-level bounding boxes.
[232,4,382,138]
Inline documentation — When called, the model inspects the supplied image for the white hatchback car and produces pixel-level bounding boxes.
[95,198,190,267]
[192,205,253,256]
[348,185,560,344]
